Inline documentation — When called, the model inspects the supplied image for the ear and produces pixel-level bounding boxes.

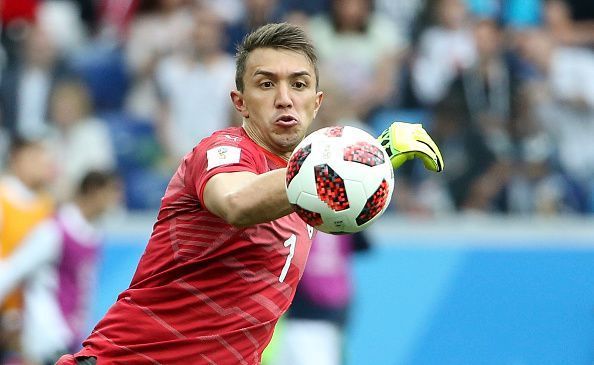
[230,90,249,118]
[313,91,324,118]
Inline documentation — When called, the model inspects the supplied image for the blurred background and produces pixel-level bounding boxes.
[0,0,593,364]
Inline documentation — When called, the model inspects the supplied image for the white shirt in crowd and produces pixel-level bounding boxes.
[45,117,116,200]
[156,54,236,159]
[412,26,477,104]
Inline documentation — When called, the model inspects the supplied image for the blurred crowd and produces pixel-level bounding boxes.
[1,0,594,216]
[0,1,593,364]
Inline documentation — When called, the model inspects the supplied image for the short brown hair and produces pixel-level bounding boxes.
[235,23,319,92]
[78,170,120,196]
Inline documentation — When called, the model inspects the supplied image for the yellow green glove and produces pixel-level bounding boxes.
[378,122,444,172]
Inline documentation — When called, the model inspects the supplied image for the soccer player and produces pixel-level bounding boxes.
[0,170,121,364]
[57,23,443,365]
[0,137,55,363]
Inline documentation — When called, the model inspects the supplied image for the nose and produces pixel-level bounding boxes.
[275,83,293,109]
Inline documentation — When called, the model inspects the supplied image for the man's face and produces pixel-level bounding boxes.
[231,48,323,157]
[11,144,55,191]
[92,181,123,219]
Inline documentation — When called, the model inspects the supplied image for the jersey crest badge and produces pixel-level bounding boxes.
[207,146,241,170]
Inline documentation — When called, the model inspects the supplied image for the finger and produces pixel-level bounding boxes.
[413,129,444,172]
[409,142,441,172]
[386,122,444,172]
[418,129,443,160]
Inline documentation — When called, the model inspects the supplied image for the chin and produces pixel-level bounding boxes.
[274,134,302,153]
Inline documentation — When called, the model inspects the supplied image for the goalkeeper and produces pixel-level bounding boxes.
[57,23,443,365]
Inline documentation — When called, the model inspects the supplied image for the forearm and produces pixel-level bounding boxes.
[204,169,294,227]
[228,169,293,226]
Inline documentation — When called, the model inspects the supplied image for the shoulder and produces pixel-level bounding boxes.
[187,127,261,169]
[194,127,255,154]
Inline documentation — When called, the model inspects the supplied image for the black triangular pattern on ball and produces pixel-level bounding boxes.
[286,144,312,186]
[292,204,323,226]
[356,179,389,225]
[343,141,385,166]
[314,164,350,211]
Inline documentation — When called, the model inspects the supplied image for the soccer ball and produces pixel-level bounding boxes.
[286,126,394,234]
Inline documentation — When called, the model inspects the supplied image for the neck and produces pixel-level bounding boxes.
[12,174,40,194]
[74,197,97,222]
[241,122,290,161]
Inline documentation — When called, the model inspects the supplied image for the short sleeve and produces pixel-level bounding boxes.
[189,133,262,204]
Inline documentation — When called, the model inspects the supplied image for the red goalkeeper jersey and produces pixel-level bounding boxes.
[76,127,313,364]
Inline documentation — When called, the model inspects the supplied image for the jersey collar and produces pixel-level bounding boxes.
[240,127,289,168]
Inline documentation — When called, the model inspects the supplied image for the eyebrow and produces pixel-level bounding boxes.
[253,70,312,79]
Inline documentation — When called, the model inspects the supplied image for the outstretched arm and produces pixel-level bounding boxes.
[202,169,293,228]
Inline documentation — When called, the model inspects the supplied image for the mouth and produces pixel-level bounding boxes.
[274,115,300,128]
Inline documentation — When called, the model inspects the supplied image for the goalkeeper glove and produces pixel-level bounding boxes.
[378,122,444,172]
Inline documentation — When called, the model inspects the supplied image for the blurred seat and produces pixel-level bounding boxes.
[71,43,130,112]
[101,112,169,211]
[122,168,170,212]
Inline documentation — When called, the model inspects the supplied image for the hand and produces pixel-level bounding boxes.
[377,122,444,172]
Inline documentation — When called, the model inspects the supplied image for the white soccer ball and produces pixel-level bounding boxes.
[286,126,394,234]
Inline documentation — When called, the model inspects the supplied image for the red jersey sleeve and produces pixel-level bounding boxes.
[189,132,262,204]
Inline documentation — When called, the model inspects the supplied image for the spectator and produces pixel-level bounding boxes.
[307,0,407,122]
[0,24,72,139]
[0,137,55,364]
[0,170,122,365]
[461,19,515,158]
[374,0,426,39]
[518,30,594,204]
[412,0,477,105]
[505,62,589,215]
[155,4,237,163]
[508,130,585,215]
[124,0,194,119]
[44,79,116,202]
[431,91,509,212]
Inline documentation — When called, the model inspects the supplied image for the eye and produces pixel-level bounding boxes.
[260,81,274,89]
[293,81,307,89]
